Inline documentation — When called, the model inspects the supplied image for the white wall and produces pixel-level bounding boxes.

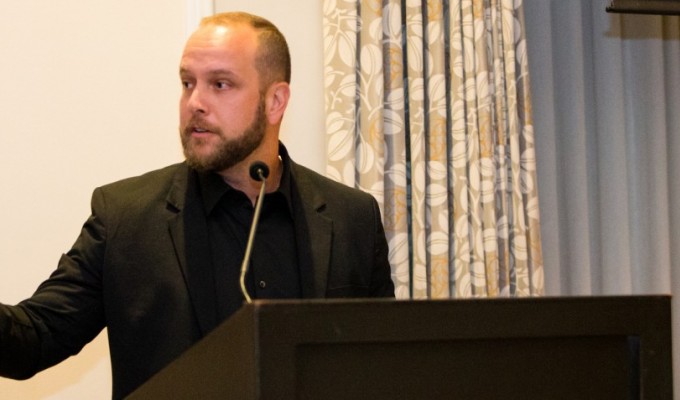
[0,1,324,399]
[0,2,186,399]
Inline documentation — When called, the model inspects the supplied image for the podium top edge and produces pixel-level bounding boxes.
[244,295,671,311]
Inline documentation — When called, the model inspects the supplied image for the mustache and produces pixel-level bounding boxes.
[182,116,221,135]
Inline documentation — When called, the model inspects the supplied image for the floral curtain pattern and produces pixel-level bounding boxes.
[323,0,543,299]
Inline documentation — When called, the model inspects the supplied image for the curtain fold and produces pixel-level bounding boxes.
[324,0,543,299]
[525,0,680,296]
[523,1,680,395]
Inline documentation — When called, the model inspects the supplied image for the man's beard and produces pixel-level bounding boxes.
[181,99,266,173]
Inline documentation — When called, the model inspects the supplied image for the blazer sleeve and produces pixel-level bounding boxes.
[370,197,396,297]
[0,305,41,379]
[0,188,108,379]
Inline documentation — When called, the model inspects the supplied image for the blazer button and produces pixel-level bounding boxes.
[259,280,267,289]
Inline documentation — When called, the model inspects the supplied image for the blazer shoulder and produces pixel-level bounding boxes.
[94,163,188,208]
[291,162,376,204]
[100,163,185,190]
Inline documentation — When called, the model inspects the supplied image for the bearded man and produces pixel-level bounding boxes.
[0,12,394,399]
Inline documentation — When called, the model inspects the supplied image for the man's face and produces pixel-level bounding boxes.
[179,24,266,173]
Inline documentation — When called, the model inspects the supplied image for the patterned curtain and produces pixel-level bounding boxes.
[323,0,543,299]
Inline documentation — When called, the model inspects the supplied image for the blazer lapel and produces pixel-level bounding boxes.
[290,162,333,298]
[166,166,218,335]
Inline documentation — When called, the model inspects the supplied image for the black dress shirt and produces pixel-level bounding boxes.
[198,158,300,321]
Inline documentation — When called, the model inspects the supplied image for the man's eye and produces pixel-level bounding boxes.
[181,81,193,89]
[215,81,231,89]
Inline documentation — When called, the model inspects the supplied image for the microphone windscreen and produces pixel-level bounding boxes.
[249,161,270,181]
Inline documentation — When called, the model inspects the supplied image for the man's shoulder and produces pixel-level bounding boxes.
[101,163,185,188]
[290,162,376,203]
[95,163,188,203]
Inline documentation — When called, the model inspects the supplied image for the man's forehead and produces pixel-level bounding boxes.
[179,33,261,82]
[181,26,256,61]
[187,23,257,49]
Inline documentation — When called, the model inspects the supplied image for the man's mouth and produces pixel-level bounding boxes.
[186,124,214,136]
[183,117,218,137]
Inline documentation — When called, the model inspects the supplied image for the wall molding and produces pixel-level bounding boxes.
[185,0,214,37]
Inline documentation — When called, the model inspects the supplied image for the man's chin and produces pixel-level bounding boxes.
[184,148,219,172]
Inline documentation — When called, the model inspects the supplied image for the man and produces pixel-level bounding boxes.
[0,12,394,399]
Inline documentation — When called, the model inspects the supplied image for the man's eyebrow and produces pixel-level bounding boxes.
[208,70,239,79]
[179,67,238,79]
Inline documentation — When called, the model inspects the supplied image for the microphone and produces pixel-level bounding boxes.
[239,161,270,304]
[249,161,270,181]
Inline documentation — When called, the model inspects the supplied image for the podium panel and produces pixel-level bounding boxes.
[128,296,672,399]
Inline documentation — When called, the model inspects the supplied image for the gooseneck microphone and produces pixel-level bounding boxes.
[239,161,270,304]
[249,161,270,181]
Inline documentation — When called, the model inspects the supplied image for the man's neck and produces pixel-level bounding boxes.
[218,156,283,205]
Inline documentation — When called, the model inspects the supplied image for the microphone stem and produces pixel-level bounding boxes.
[239,172,267,304]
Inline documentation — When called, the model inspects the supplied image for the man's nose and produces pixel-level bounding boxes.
[187,86,207,114]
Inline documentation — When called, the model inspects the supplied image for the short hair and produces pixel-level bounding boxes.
[199,12,291,89]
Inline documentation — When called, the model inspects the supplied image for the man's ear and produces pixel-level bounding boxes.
[265,82,290,125]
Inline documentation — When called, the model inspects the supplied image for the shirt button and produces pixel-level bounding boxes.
[259,280,267,288]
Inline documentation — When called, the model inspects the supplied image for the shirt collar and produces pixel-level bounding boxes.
[196,142,295,216]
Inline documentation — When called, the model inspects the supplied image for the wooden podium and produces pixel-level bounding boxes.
[128,296,672,399]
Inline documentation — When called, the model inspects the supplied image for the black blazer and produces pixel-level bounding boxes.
[0,158,394,399]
